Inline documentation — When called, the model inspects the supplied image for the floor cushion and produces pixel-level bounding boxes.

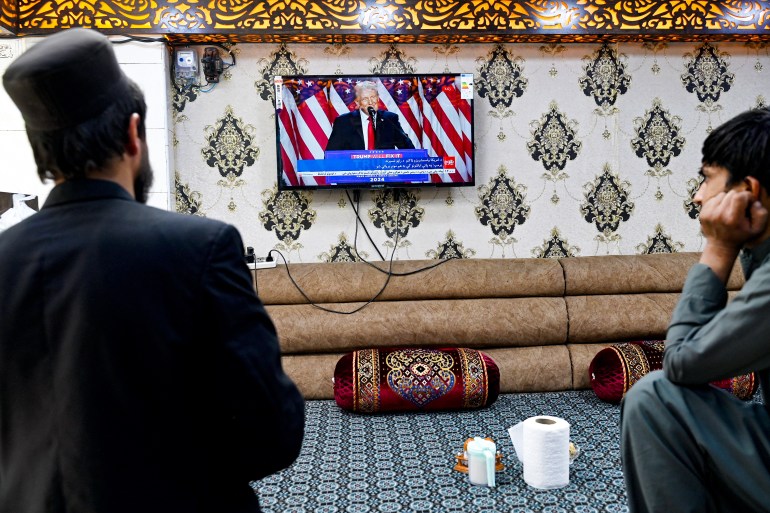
[589,340,758,403]
[334,347,500,413]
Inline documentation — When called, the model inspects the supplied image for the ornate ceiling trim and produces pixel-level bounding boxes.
[0,0,14,33]
[0,1,769,43]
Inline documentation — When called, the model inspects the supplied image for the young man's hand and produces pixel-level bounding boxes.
[699,189,769,283]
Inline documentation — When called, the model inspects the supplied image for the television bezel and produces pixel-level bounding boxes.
[274,72,475,191]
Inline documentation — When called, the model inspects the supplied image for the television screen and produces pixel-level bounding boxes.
[274,73,475,190]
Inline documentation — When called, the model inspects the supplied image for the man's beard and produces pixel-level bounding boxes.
[133,143,154,204]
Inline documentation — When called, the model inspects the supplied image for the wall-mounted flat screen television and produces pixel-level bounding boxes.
[274,73,475,190]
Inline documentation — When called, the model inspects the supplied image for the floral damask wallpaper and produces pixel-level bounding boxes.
[171,41,769,262]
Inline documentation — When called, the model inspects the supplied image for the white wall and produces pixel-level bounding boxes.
[111,38,173,211]
[0,35,172,210]
[0,38,42,202]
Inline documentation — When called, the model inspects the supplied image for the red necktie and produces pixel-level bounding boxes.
[367,117,375,150]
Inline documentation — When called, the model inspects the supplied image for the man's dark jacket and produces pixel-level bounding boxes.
[326,110,415,151]
[0,179,304,513]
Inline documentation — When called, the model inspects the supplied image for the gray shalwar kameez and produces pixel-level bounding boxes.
[621,239,770,513]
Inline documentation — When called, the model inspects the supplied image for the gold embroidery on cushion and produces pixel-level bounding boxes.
[385,349,455,407]
[457,348,488,408]
[615,343,651,394]
[355,349,380,413]
[731,373,755,400]
[353,351,359,409]
[629,343,650,388]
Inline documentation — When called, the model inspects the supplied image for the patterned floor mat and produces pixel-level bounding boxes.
[252,390,629,512]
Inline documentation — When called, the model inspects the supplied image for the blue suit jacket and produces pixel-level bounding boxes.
[0,179,304,513]
[326,109,415,151]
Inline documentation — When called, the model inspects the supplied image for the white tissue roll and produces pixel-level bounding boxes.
[522,416,570,490]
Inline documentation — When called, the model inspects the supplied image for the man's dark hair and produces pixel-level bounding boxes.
[702,107,770,191]
[26,79,146,182]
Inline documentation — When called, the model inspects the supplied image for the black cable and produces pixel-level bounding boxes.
[111,35,166,44]
[267,248,395,315]
[3,33,167,41]
[368,256,453,276]
[267,195,452,313]
[348,189,454,276]
[216,43,237,69]
[264,197,402,315]
[346,189,385,261]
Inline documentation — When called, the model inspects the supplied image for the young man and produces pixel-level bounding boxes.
[326,80,415,151]
[0,29,304,513]
[621,108,770,512]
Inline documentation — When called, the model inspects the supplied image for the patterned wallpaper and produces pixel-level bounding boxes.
[172,42,769,262]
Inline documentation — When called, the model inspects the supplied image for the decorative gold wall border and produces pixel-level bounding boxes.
[1,0,769,43]
[0,0,14,33]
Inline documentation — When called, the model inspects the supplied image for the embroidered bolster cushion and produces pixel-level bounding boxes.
[589,340,758,404]
[333,347,500,413]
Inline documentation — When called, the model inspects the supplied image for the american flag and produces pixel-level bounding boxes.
[419,76,472,183]
[278,76,473,186]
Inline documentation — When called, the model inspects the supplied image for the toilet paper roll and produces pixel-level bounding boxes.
[507,415,570,490]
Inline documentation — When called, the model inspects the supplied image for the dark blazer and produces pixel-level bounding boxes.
[0,179,304,513]
[326,110,415,151]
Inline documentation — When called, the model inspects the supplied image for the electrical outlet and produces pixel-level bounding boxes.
[248,257,276,270]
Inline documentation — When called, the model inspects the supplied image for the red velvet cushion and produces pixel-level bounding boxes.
[334,347,500,413]
[589,341,758,403]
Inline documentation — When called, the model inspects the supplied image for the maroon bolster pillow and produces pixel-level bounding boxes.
[333,347,500,413]
[589,340,758,404]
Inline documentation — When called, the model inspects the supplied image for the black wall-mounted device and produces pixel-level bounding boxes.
[201,47,224,83]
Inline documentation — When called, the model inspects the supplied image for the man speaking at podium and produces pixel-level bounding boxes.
[326,81,415,151]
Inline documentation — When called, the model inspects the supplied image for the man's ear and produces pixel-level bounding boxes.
[743,176,763,202]
[125,113,142,157]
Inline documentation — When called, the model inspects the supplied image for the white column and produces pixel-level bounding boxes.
[0,35,173,211]
[112,38,173,211]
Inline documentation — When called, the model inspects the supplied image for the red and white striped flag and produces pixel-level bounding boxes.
[419,76,471,183]
[279,79,336,186]
[278,75,473,187]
